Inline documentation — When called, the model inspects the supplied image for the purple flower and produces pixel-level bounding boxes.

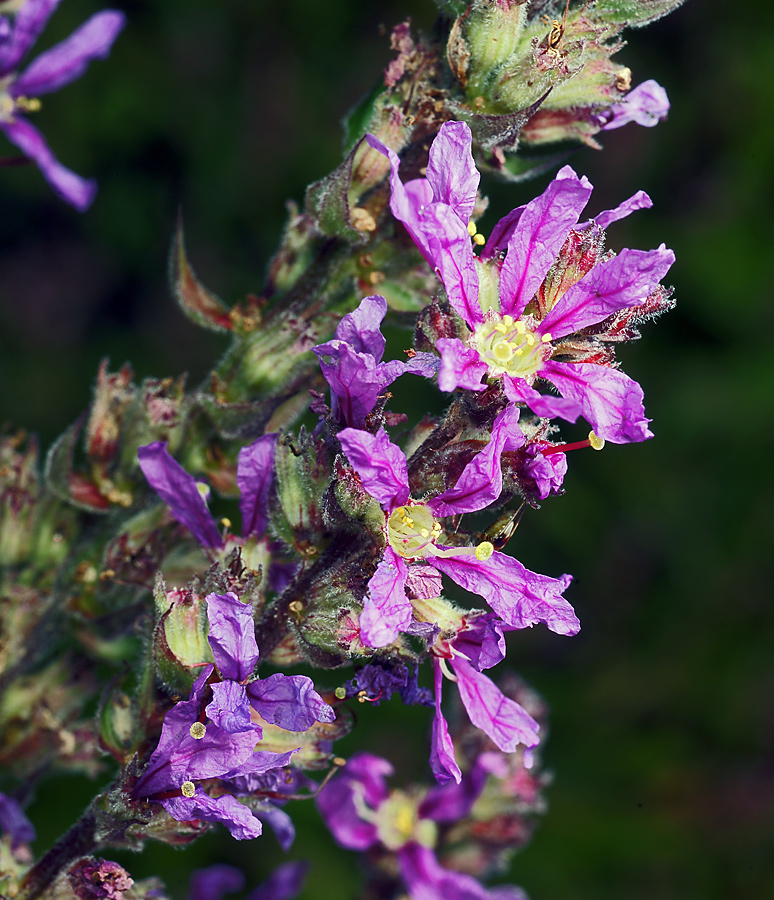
[600,80,670,130]
[368,122,675,444]
[133,592,334,839]
[138,436,279,565]
[317,753,525,900]
[428,615,539,784]
[0,0,125,209]
[189,862,309,900]
[338,407,577,649]
[0,791,35,850]
[313,294,438,428]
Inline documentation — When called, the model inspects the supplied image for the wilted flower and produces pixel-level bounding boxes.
[0,0,125,209]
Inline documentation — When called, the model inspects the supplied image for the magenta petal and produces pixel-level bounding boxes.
[452,657,539,751]
[498,166,593,320]
[0,0,59,75]
[0,793,36,849]
[205,681,254,735]
[425,121,479,223]
[315,341,385,427]
[602,79,670,130]
[161,790,262,841]
[365,133,481,327]
[247,674,334,731]
[405,564,443,600]
[430,659,461,785]
[338,428,409,510]
[429,551,579,636]
[189,864,245,900]
[14,10,126,96]
[481,204,525,259]
[316,753,391,850]
[223,749,299,781]
[524,448,568,500]
[237,434,278,538]
[503,376,583,423]
[539,245,675,340]
[542,360,653,443]
[245,861,311,900]
[206,592,259,682]
[137,441,222,548]
[431,405,524,516]
[591,190,652,230]
[334,294,387,360]
[397,843,528,900]
[437,338,488,393]
[0,117,96,211]
[360,547,411,648]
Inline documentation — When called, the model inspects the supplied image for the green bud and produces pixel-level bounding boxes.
[272,432,330,556]
[99,687,137,764]
[153,581,213,695]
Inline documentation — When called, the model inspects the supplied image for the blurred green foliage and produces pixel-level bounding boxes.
[3,0,774,898]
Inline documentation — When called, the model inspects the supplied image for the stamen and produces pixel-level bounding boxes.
[181,781,196,797]
[467,221,477,236]
[189,722,206,740]
[541,431,606,456]
[473,233,485,246]
[220,517,231,529]
[475,541,494,561]
[334,686,347,700]
[541,333,552,343]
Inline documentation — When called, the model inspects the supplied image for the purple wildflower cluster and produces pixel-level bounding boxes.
[0,4,681,895]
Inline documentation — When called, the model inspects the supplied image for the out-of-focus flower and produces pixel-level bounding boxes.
[0,0,125,209]
[368,121,675,443]
[338,410,577,648]
[189,861,310,900]
[317,753,526,900]
[0,791,35,850]
[313,294,438,428]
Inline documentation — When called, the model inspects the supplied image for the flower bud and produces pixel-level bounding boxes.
[153,583,213,695]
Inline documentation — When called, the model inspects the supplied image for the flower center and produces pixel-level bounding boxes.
[374,791,437,851]
[387,503,441,559]
[0,80,41,124]
[473,313,552,380]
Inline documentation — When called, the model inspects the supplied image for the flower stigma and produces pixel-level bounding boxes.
[181,781,196,798]
[189,722,206,740]
[473,313,552,380]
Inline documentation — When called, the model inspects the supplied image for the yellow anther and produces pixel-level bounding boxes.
[514,347,524,356]
[475,541,494,561]
[420,528,430,538]
[588,431,605,451]
[515,321,526,334]
[220,517,231,529]
[196,482,210,501]
[15,96,41,112]
[468,221,477,236]
[181,781,196,797]
[494,323,508,334]
[334,686,347,700]
[473,233,485,246]
[502,315,514,327]
[541,333,553,343]
[189,722,206,740]
[525,334,536,346]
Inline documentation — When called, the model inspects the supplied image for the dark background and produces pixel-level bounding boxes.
[3,1,772,898]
